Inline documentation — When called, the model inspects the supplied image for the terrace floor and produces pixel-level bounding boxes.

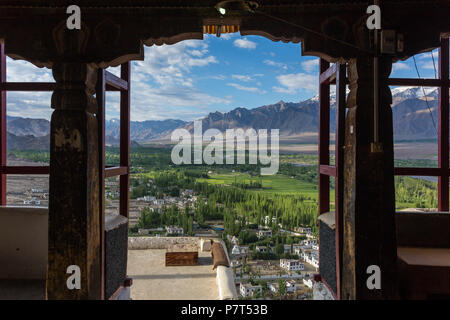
[127,249,219,300]
[0,279,45,300]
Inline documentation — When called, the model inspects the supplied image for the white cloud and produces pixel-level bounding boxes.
[231,74,263,82]
[209,75,227,80]
[263,59,288,70]
[6,58,53,82]
[416,50,439,72]
[233,38,257,50]
[189,50,204,57]
[392,62,410,72]
[220,33,233,40]
[5,40,230,121]
[126,42,231,121]
[227,83,266,94]
[232,74,253,82]
[420,60,438,70]
[5,58,53,119]
[273,73,318,94]
[419,51,438,60]
[301,59,319,73]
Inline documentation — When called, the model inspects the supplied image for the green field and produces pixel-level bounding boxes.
[197,172,334,202]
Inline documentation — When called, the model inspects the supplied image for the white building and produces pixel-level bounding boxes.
[269,280,297,293]
[230,259,241,268]
[303,278,314,288]
[165,226,184,236]
[137,228,150,235]
[280,259,304,271]
[299,227,312,234]
[255,246,268,253]
[231,245,241,255]
[284,244,292,253]
[23,197,40,205]
[301,239,317,249]
[264,216,277,226]
[257,229,272,239]
[286,280,297,293]
[240,283,262,298]
[293,244,303,255]
[239,245,249,255]
[137,195,156,202]
[304,252,319,268]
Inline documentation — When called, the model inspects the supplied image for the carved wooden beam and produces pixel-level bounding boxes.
[0,1,448,67]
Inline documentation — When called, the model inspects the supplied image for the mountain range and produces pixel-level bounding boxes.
[5,86,441,150]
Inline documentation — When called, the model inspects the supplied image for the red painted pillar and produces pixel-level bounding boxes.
[438,38,449,212]
[319,59,330,214]
[120,62,130,219]
[0,43,6,205]
[334,63,346,299]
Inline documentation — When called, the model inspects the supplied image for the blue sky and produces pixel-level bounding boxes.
[5,33,441,121]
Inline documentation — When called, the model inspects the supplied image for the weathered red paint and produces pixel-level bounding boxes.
[438,38,449,211]
[120,62,131,220]
[318,59,331,215]
[334,63,346,301]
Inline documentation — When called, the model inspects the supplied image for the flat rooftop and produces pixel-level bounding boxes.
[127,249,219,300]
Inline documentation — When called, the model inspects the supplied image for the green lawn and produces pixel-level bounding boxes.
[197,172,334,201]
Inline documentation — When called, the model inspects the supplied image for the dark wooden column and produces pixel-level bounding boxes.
[47,62,101,300]
[341,56,398,300]
[0,43,6,205]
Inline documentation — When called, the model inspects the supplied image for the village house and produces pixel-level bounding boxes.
[165,226,184,236]
[23,198,41,206]
[255,246,268,253]
[239,245,249,255]
[240,283,262,298]
[268,282,279,293]
[286,280,297,293]
[284,244,292,254]
[303,278,314,288]
[231,245,241,256]
[301,227,312,234]
[280,259,304,271]
[293,244,303,255]
[264,216,277,226]
[257,229,272,239]
[230,259,241,268]
[137,195,156,202]
[269,280,297,294]
[304,252,319,269]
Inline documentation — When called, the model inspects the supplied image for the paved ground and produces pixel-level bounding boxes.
[127,249,219,300]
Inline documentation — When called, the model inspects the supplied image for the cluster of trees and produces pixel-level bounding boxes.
[231,180,262,189]
[195,196,225,223]
[193,179,319,235]
[137,205,194,235]
[395,176,438,209]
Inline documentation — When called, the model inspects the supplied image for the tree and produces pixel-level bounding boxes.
[278,279,286,298]
[275,243,284,255]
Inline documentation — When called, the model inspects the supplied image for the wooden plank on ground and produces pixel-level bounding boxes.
[165,252,198,266]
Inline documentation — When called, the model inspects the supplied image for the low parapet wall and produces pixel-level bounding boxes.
[128,236,201,250]
[0,206,48,279]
